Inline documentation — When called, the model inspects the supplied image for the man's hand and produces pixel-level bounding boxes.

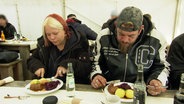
[91,75,107,89]
[35,68,45,78]
[147,79,167,96]
[54,66,67,78]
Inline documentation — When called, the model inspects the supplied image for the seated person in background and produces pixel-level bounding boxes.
[167,33,184,89]
[101,9,118,30]
[66,14,98,58]
[90,6,170,96]
[143,13,156,29]
[0,14,16,39]
[66,14,97,41]
[27,14,92,84]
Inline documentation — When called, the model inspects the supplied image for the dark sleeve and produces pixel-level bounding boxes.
[27,46,46,74]
[81,24,98,40]
[146,41,169,85]
[167,40,184,71]
[90,51,106,80]
[59,48,92,84]
[101,19,111,30]
[99,48,108,75]
[146,52,165,83]
[90,37,105,80]
[167,39,184,88]
[102,22,109,30]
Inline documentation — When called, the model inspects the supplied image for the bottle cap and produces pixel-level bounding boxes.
[68,63,72,66]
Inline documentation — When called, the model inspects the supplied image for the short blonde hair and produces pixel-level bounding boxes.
[42,14,70,47]
[43,17,63,46]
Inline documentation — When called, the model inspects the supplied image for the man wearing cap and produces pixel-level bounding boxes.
[90,6,169,96]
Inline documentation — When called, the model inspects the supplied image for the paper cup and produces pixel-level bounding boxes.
[106,95,121,104]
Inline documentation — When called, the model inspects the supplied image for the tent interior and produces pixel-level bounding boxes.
[0,0,184,44]
[1,1,184,103]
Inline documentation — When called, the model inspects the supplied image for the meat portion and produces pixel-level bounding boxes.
[107,83,118,94]
[30,83,44,91]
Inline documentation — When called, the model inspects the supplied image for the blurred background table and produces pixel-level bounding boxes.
[0,40,37,80]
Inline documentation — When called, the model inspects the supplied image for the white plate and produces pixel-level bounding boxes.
[104,82,134,102]
[25,79,63,95]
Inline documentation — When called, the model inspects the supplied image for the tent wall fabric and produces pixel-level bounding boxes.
[0,0,183,43]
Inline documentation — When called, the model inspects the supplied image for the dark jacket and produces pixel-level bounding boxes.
[0,23,16,39]
[27,26,92,84]
[66,18,98,40]
[102,18,116,30]
[167,33,184,89]
[91,16,169,85]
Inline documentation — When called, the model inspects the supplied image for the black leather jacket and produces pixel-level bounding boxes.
[91,16,169,85]
[167,33,184,89]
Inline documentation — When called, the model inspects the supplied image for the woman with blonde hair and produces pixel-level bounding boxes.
[28,14,92,84]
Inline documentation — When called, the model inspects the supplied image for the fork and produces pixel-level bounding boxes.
[4,94,30,100]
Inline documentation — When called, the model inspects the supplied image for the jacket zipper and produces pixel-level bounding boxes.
[123,54,128,82]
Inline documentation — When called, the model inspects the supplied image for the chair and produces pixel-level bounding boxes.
[0,59,23,80]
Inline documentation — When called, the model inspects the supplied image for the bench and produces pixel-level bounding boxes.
[0,59,23,80]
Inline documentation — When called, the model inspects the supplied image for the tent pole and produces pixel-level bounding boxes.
[62,0,66,19]
[172,0,182,39]
[15,0,21,34]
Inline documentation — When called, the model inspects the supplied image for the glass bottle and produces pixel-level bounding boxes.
[174,73,184,104]
[14,32,17,40]
[66,63,75,97]
[133,64,147,104]
[1,31,5,41]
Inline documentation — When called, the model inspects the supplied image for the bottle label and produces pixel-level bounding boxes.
[69,78,75,88]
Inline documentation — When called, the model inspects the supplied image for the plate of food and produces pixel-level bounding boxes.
[25,78,63,95]
[104,82,134,102]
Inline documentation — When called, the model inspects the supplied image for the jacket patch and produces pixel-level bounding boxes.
[102,47,119,56]
[135,45,155,68]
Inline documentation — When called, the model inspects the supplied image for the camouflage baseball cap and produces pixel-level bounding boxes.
[116,6,143,32]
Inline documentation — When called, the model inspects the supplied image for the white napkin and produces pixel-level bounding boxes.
[0,76,14,86]
[3,76,14,83]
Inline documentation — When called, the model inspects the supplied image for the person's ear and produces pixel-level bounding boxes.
[138,25,144,34]
[140,25,144,31]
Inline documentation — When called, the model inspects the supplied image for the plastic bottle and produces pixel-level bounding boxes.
[1,31,5,41]
[66,63,75,97]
